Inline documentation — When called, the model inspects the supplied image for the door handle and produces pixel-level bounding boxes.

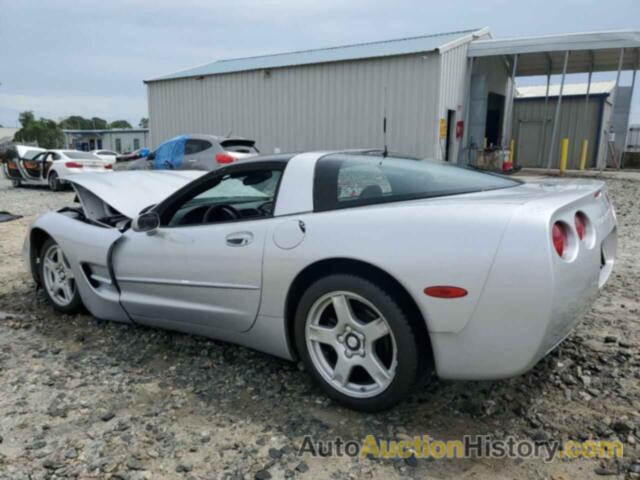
[226,232,253,247]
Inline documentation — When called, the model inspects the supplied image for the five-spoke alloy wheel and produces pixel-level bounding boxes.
[40,239,82,313]
[295,274,421,411]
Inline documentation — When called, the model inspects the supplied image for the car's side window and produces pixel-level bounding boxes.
[337,163,392,200]
[162,168,283,227]
[185,140,212,155]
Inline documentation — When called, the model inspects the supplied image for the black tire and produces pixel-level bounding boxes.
[39,238,82,314]
[11,179,21,188]
[48,171,60,191]
[294,274,421,412]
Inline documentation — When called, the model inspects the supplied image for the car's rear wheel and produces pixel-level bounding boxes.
[48,171,61,191]
[11,179,21,187]
[294,274,420,411]
[40,239,81,314]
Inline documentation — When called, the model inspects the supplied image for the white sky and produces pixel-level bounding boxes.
[1,0,639,128]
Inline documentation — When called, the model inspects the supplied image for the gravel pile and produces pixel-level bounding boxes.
[0,175,638,479]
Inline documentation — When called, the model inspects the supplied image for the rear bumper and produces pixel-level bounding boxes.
[431,199,617,381]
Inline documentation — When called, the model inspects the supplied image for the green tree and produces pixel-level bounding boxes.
[90,117,108,129]
[14,111,64,148]
[139,117,149,128]
[59,115,108,130]
[109,120,132,129]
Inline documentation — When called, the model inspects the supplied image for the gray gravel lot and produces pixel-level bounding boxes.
[0,173,638,479]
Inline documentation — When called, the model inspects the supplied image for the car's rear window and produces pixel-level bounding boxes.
[314,153,519,211]
[64,151,100,160]
[220,139,258,154]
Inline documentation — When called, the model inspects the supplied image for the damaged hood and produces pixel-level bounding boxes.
[66,170,205,219]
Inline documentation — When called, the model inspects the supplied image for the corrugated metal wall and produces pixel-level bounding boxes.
[147,53,441,158]
[627,125,640,152]
[437,42,470,161]
[512,95,607,169]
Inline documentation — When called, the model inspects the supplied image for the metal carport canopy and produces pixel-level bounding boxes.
[467,30,640,75]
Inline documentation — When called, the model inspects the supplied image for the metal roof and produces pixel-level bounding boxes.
[468,30,640,76]
[516,81,615,98]
[62,129,149,134]
[146,28,488,82]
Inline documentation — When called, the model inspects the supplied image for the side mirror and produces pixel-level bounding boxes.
[132,212,160,233]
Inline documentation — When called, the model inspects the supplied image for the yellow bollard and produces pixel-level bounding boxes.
[579,139,589,170]
[509,139,515,164]
[559,138,569,173]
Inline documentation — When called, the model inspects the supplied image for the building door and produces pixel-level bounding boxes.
[485,93,505,148]
[445,109,455,161]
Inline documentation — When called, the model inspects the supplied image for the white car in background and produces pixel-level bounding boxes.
[1,145,46,187]
[5,149,113,191]
[91,150,118,164]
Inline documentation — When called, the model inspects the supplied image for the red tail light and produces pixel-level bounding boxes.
[104,163,113,170]
[424,286,468,298]
[65,162,83,168]
[574,212,587,240]
[216,153,235,164]
[552,222,567,257]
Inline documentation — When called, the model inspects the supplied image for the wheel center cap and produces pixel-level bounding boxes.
[345,334,360,350]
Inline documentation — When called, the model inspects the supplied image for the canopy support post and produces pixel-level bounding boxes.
[602,48,625,170]
[537,54,552,166]
[501,54,518,151]
[621,49,638,168]
[546,51,569,170]
[460,56,475,165]
[578,51,593,169]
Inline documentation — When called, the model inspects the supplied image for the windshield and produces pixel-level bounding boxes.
[314,153,519,211]
[64,151,101,160]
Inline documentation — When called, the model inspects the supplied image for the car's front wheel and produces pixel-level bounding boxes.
[40,239,82,314]
[10,179,21,188]
[294,274,421,411]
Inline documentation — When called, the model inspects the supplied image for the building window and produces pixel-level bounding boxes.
[133,138,140,150]
[115,138,122,153]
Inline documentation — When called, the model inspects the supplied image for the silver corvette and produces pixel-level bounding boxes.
[24,151,617,411]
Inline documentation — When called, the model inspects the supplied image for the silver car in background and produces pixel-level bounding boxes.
[128,134,258,171]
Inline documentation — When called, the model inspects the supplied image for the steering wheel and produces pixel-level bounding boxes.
[257,201,274,216]
[203,204,241,223]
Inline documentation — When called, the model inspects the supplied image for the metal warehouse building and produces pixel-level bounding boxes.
[146,28,640,168]
[512,82,617,169]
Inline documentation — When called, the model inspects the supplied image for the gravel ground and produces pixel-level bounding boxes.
[0,173,638,479]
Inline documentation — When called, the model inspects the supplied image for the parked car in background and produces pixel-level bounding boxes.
[128,134,258,171]
[2,149,113,191]
[116,148,150,163]
[91,149,118,164]
[1,145,46,187]
[24,151,616,410]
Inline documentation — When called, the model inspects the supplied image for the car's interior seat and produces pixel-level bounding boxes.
[359,184,383,199]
